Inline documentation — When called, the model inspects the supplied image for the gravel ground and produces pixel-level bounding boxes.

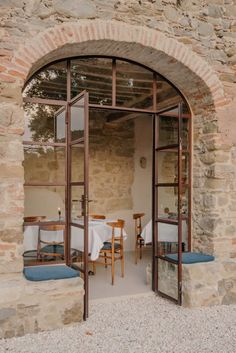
[1,293,236,353]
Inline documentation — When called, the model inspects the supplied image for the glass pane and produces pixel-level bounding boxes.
[71,99,85,141]
[23,61,67,100]
[71,144,84,182]
[23,103,66,143]
[24,146,65,183]
[156,151,189,184]
[116,60,153,109]
[182,118,189,150]
[158,115,178,147]
[24,186,65,219]
[158,258,178,300]
[71,58,112,105]
[70,225,84,268]
[156,150,178,184]
[156,79,181,111]
[71,186,84,221]
[156,187,178,220]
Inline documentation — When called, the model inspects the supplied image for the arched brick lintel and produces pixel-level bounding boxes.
[4,19,225,110]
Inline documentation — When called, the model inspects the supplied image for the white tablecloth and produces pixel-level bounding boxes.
[141,220,187,244]
[23,219,126,261]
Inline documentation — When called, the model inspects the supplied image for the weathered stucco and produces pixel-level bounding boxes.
[1,0,236,338]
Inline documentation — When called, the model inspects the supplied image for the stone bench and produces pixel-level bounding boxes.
[0,266,84,339]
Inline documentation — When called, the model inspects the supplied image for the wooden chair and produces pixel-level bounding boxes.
[90,215,106,219]
[133,213,145,264]
[96,219,125,285]
[24,216,46,223]
[37,224,65,261]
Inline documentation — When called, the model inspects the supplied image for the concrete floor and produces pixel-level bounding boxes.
[89,248,152,300]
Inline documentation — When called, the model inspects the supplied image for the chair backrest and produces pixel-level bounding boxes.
[38,224,65,247]
[24,216,46,223]
[133,213,145,236]
[107,219,125,243]
[91,214,106,220]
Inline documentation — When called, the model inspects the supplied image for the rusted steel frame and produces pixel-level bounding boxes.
[24,182,66,187]
[152,114,158,292]
[70,181,84,187]
[23,97,67,106]
[155,183,178,187]
[112,59,116,107]
[23,221,65,227]
[157,289,179,304]
[70,138,84,146]
[88,103,154,114]
[153,74,157,111]
[155,144,178,151]
[177,102,183,306]
[70,222,84,230]
[83,91,89,320]
[158,254,178,265]
[156,218,178,225]
[23,141,66,147]
[188,113,192,252]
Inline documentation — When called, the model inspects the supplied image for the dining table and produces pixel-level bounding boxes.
[23,218,127,261]
[141,219,188,245]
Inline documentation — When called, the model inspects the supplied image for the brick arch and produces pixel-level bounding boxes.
[4,19,225,111]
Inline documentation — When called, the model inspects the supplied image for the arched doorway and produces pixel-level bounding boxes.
[23,55,191,318]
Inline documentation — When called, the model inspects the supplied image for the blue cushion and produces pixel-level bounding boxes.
[40,244,64,255]
[23,265,80,281]
[165,252,215,264]
[101,242,121,251]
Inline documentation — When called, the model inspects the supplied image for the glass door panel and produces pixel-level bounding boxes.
[153,103,190,305]
[67,91,89,320]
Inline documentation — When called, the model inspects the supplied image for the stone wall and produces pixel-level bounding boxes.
[0,273,84,339]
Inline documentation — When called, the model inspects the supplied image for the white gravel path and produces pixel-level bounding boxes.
[1,293,236,353]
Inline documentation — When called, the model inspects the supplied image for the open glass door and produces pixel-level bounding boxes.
[66,91,89,319]
[153,103,191,304]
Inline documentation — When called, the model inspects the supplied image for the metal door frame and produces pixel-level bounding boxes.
[152,102,191,305]
[66,90,89,319]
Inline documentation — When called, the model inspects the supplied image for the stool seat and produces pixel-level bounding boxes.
[165,252,215,264]
[23,265,80,281]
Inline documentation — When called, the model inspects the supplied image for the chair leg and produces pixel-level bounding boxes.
[111,252,115,285]
[121,250,124,278]
[135,240,138,265]
[104,252,107,268]
[93,261,96,275]
[140,242,142,260]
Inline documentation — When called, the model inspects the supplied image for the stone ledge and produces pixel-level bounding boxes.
[0,272,84,339]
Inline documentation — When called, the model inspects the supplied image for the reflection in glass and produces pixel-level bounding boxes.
[156,151,189,184]
[156,79,181,111]
[116,60,153,109]
[158,116,178,147]
[158,258,178,300]
[71,103,84,141]
[23,61,67,100]
[71,58,112,105]
[23,103,65,143]
[24,146,65,184]
[71,186,84,220]
[71,144,84,182]
[24,186,65,219]
[156,187,189,219]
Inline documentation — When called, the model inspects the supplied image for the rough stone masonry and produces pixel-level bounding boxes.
[1,0,236,338]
